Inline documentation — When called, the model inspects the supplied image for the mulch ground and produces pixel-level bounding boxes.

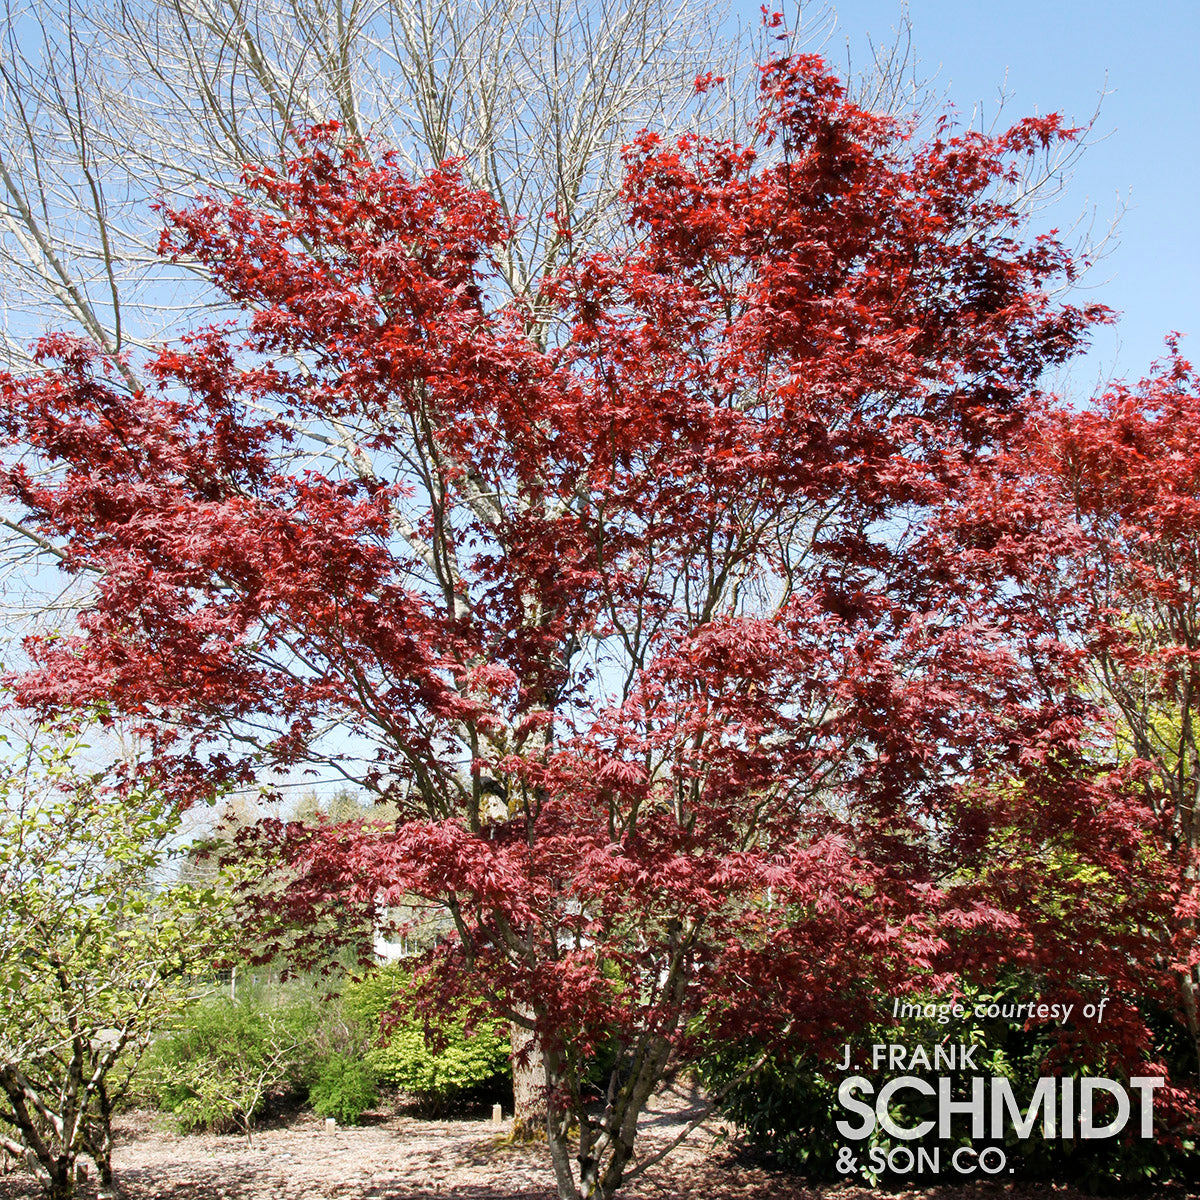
[1,1080,1192,1199]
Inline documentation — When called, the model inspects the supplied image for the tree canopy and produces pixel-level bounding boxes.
[0,50,1179,1200]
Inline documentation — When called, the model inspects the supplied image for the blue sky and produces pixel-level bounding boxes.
[798,0,1199,400]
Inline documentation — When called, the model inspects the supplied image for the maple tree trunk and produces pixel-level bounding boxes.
[543,1045,581,1200]
[1180,837,1200,1083]
[510,1018,547,1141]
[1180,953,1200,1082]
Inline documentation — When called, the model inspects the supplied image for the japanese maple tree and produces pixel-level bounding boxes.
[0,52,1157,1198]
[979,346,1200,1079]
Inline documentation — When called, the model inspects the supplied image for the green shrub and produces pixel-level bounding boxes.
[142,991,319,1137]
[308,1053,378,1125]
[343,965,511,1112]
[699,977,1200,1192]
[698,1045,840,1176]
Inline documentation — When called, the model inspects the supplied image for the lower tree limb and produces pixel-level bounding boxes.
[82,1087,115,1189]
[0,1066,73,1195]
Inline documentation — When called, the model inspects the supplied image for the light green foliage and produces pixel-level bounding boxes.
[0,729,238,1197]
[142,991,318,1138]
[308,1053,378,1125]
[343,966,510,1112]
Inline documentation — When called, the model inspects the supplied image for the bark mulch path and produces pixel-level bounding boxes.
[0,1080,1191,1199]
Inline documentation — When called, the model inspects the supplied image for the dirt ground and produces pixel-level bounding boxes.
[0,1081,1188,1200]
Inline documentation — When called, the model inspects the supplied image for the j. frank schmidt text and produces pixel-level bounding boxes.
[830,1044,1165,1179]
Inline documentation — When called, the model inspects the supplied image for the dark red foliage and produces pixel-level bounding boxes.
[0,54,1171,1197]
[973,345,1200,1079]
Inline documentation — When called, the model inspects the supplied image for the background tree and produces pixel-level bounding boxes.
[983,346,1200,1077]
[0,723,237,1199]
[0,0,753,371]
[0,45,1157,1198]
